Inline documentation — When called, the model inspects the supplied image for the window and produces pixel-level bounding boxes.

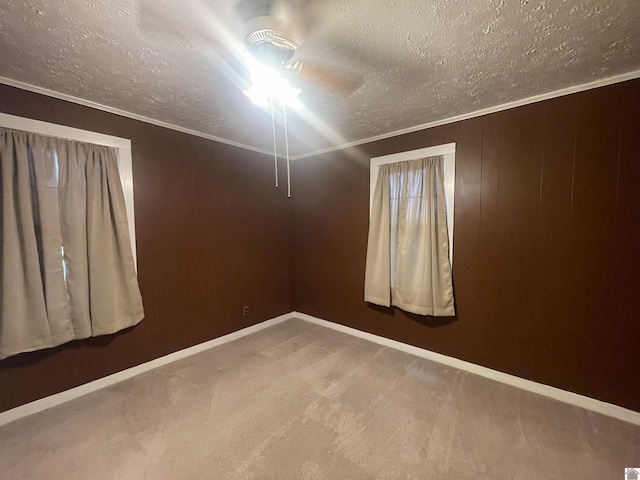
[0,114,143,359]
[365,143,456,316]
[370,143,455,263]
[0,112,136,265]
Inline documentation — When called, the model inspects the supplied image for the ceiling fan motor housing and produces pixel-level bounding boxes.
[245,16,298,66]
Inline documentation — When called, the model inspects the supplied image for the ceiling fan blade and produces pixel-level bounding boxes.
[292,0,326,40]
[136,0,193,45]
[270,0,311,46]
[235,0,324,45]
[294,61,362,94]
[137,0,249,52]
[236,0,268,24]
[136,0,253,91]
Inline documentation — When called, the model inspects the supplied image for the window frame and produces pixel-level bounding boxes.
[0,112,137,267]
[370,142,456,263]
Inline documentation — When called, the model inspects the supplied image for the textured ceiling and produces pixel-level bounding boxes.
[1,0,639,157]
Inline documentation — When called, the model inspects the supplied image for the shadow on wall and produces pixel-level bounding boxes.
[366,303,458,328]
[365,277,459,329]
[0,325,137,369]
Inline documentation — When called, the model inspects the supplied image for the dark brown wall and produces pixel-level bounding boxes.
[0,84,293,412]
[292,79,640,411]
[3,78,639,413]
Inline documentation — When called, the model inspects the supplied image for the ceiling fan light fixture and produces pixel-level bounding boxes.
[242,59,298,199]
[243,62,300,107]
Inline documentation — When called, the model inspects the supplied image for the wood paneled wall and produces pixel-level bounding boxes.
[292,79,640,411]
[2,79,639,413]
[0,85,293,412]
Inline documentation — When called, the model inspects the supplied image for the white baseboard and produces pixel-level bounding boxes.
[0,312,295,427]
[293,311,640,427]
[3,310,639,428]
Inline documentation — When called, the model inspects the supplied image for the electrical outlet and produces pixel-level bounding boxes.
[243,306,249,316]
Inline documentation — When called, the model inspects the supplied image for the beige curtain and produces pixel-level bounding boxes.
[0,127,144,359]
[364,156,455,316]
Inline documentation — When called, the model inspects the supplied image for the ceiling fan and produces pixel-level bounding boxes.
[137,0,358,196]
[137,0,359,95]
[237,0,359,94]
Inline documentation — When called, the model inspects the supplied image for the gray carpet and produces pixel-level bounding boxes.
[1,318,639,479]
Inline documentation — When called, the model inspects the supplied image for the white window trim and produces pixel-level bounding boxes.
[370,142,456,263]
[0,112,137,267]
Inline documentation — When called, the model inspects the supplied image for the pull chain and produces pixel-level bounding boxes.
[270,97,278,187]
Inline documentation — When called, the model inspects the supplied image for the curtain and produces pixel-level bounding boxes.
[364,156,455,316]
[0,127,144,359]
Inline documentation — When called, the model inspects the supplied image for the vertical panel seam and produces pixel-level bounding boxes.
[612,103,623,237]
[536,104,547,326]
[476,118,486,304]
[569,97,578,226]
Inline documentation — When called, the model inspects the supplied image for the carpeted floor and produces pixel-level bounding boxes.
[1,318,639,479]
